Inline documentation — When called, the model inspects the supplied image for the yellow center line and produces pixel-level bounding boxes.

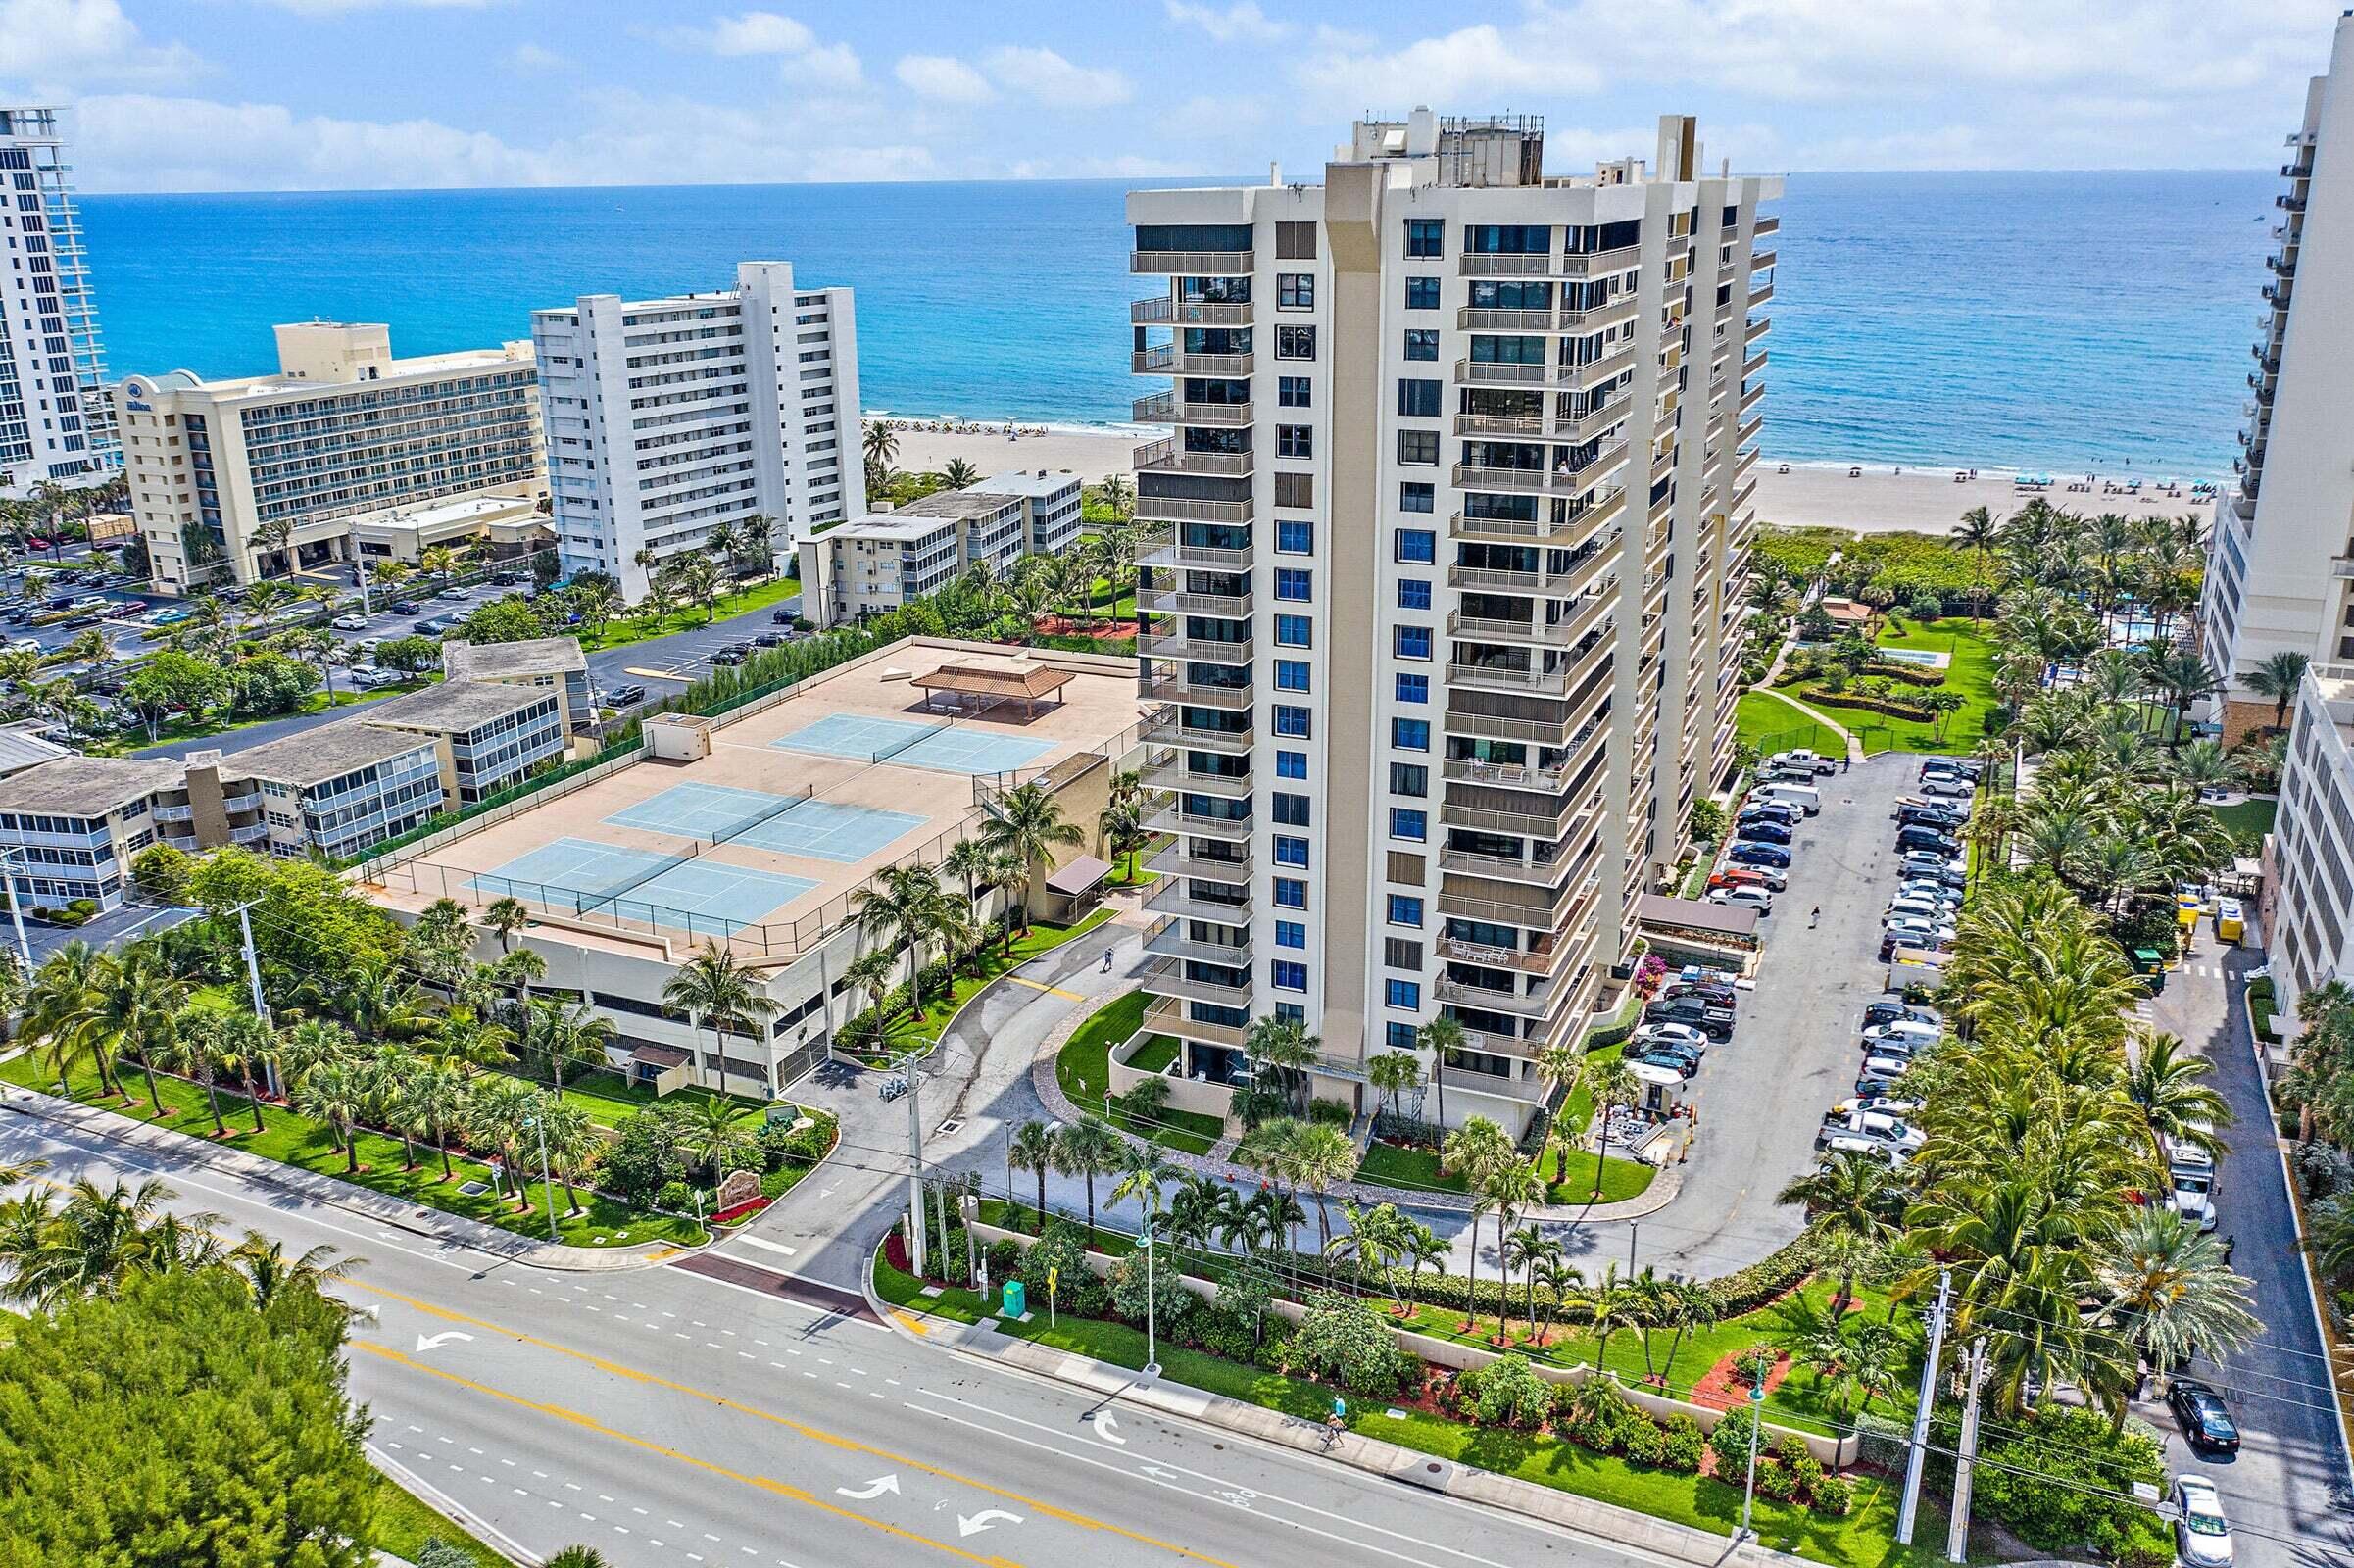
[353,1342,1021,1568]
[1004,976,1083,1001]
[344,1279,1236,1568]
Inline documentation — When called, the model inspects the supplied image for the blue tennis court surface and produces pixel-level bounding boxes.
[603,781,793,841]
[469,836,815,934]
[771,712,1054,775]
[469,837,677,903]
[618,859,817,933]
[730,799,928,862]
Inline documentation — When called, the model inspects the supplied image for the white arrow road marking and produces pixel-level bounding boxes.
[415,1331,475,1352]
[1138,1464,1177,1482]
[956,1509,1023,1538]
[1089,1411,1126,1446]
[834,1475,899,1500]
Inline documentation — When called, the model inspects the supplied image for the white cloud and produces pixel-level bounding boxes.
[1294,23,1599,108]
[0,0,200,84]
[782,40,862,90]
[697,11,814,57]
[895,53,993,104]
[508,42,568,72]
[982,45,1130,109]
[664,12,864,91]
[1162,1,1288,44]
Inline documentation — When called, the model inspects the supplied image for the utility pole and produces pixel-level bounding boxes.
[1141,1221,1161,1378]
[528,1112,560,1242]
[1945,1342,1989,1564]
[903,1052,928,1278]
[230,899,276,1094]
[1897,1268,1952,1545]
[0,846,30,974]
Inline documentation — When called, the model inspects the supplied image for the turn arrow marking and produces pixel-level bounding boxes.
[1089,1411,1125,1446]
[414,1331,474,1352]
[956,1509,1023,1537]
[835,1474,900,1500]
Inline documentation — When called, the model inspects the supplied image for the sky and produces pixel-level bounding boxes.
[0,0,2337,192]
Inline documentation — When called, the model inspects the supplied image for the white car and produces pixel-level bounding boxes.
[1920,774,1974,799]
[332,612,368,630]
[1859,1052,1912,1082]
[1830,1095,1921,1119]
[1883,917,1957,946]
[1633,1022,1709,1052]
[1707,886,1775,914]
[2172,1475,2233,1568]
[1816,1132,1907,1166]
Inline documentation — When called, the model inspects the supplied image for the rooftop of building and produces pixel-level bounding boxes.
[218,721,437,789]
[359,638,1145,964]
[0,722,74,778]
[443,635,588,684]
[975,469,1082,500]
[351,484,548,535]
[896,487,1023,521]
[363,680,552,735]
[0,755,184,817]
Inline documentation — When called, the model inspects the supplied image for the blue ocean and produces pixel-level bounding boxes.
[78,169,2269,479]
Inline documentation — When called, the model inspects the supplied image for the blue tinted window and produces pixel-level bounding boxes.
[1275,567,1312,601]
[1274,659,1310,692]
[1276,750,1307,779]
[1386,1020,1420,1050]
[1271,959,1307,992]
[1396,673,1428,704]
[1274,613,1312,647]
[1273,877,1307,908]
[1398,577,1431,610]
[1405,276,1440,309]
[1275,919,1306,949]
[1390,808,1427,841]
[1273,705,1311,737]
[1394,625,1433,661]
[1395,529,1435,563]
[1392,717,1430,751]
[1273,835,1309,866]
[1404,219,1444,258]
[1385,978,1422,1009]
[1277,518,1313,554]
[1387,894,1424,926]
[1272,794,1310,827]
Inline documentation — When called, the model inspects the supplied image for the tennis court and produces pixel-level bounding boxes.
[469,835,816,934]
[770,712,1054,775]
[603,781,798,842]
[469,837,680,905]
[729,799,928,862]
[610,858,818,934]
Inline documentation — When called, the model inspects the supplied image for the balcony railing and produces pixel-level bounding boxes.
[1145,879,1253,924]
[1130,297,1253,325]
[1137,628,1252,664]
[1147,842,1251,883]
[1750,248,1778,271]
[1445,660,1574,697]
[1145,803,1254,843]
[1452,391,1631,442]
[1753,216,1781,238]
[1749,281,1774,307]
[152,804,194,823]
[1145,918,1252,968]
[229,823,271,845]
[1133,347,1255,377]
[1560,243,1643,276]
[1132,392,1254,426]
[1457,253,1555,276]
[1141,957,1252,1005]
[1134,494,1254,526]
[1139,533,1255,572]
[1131,249,1252,274]
[1457,307,1556,331]
[1137,583,1251,619]
[1141,674,1254,712]
[1133,436,1254,478]
[1144,759,1252,801]
[1448,486,1626,548]
[1452,445,1627,498]
[1141,710,1254,755]
[1143,996,1245,1052]
[1745,318,1770,345]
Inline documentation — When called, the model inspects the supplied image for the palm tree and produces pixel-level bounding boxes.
[157,1009,230,1137]
[852,864,952,1023]
[737,515,775,580]
[662,943,777,1101]
[403,1060,472,1181]
[482,895,531,954]
[545,1549,613,1568]
[1954,504,1999,622]
[1418,1013,1465,1131]
[707,519,740,576]
[1776,1151,1904,1312]
[863,422,900,491]
[1502,1224,1562,1346]
[229,1232,359,1313]
[1242,1012,1320,1118]
[213,1009,274,1135]
[2097,1208,2260,1386]
[1008,1118,1058,1232]
[1481,1158,1545,1341]
[296,1060,370,1174]
[942,836,996,921]
[0,1176,183,1307]
[1585,1055,1641,1200]
[941,457,982,489]
[519,996,614,1095]
[2125,1031,2233,1160]
[978,782,1086,929]
[1052,1119,1124,1245]
[1292,1120,1361,1257]
[541,1099,601,1214]
[2243,648,2311,733]
[1367,1050,1423,1130]
[1572,1261,1640,1374]
[680,1096,758,1186]
[1109,1143,1180,1226]
[1442,1115,1514,1331]
[23,939,122,1099]
[840,946,898,1034]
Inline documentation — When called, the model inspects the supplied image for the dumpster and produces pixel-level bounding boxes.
[1002,1280,1026,1319]
[2217,899,2244,944]
[2132,947,2167,994]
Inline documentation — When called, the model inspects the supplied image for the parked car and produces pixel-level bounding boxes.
[2165,1381,2241,1456]
[1727,842,1791,869]
[1919,773,1974,799]
[1707,886,1776,914]
[1628,1050,1699,1080]
[1735,821,1792,847]
[332,612,368,630]
[1815,1131,1906,1166]
[1858,1053,1912,1084]
[389,600,423,615]
[2170,1475,2233,1568]
[607,682,648,707]
[150,608,192,626]
[1830,1094,1920,1119]
[1738,802,1797,827]
[1709,866,1787,893]
[104,599,146,619]
[1770,749,1840,776]
[1897,806,1966,832]
[1862,999,1940,1029]
[436,584,471,601]
[1658,981,1738,1005]
[417,615,460,635]
[771,608,797,624]
[711,647,749,666]
[1632,1022,1710,1052]
[754,631,786,647]
[1643,1001,1734,1041]
[1894,827,1959,857]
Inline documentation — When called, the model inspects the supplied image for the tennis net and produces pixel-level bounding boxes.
[709,783,816,849]
[872,715,954,764]
[576,841,702,916]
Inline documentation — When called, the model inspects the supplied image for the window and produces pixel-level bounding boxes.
[1274,471,1315,509]
[1405,218,1444,258]
[1390,762,1429,798]
[1274,877,1307,909]
[1279,375,1312,408]
[1397,379,1441,417]
[1276,749,1307,779]
[1276,1002,1305,1023]
[1398,482,1436,515]
[1276,220,1318,260]
[1388,894,1425,927]
[1273,704,1311,737]
[1405,276,1441,310]
[1274,659,1310,692]
[1384,938,1424,969]
[1398,431,1439,466]
[1398,578,1431,611]
[1392,716,1430,751]
[1275,920,1306,950]
[1277,325,1317,360]
[1395,528,1435,564]
[1396,673,1429,704]
[1270,959,1307,993]
[1394,625,1433,661]
[1273,793,1311,828]
[1403,328,1439,361]
[1386,978,1423,1010]
[1274,612,1312,647]
[1277,424,1313,458]
[1273,834,1309,866]
[1278,273,1315,310]
[1277,518,1313,554]
[1390,808,1428,841]
[1387,1021,1420,1050]
[1275,566,1312,601]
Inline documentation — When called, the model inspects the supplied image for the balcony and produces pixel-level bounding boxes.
[1147,842,1251,883]
[1458,307,1558,331]
[1750,248,1778,271]
[1440,845,1580,891]
[1145,803,1254,843]
[1743,348,1768,380]
[1132,248,1252,275]
[1143,756,1252,801]
[1753,216,1781,238]
[229,823,270,846]
[1561,296,1642,333]
[1458,252,1556,276]
[1447,542,1616,598]
[1435,976,1559,1019]
[152,803,194,823]
[1560,243,1643,276]
[1453,390,1632,442]
[1137,627,1252,664]
[1137,581,1251,619]
[1141,956,1252,1006]
[1133,347,1254,378]
[1737,414,1763,447]
[1449,486,1626,548]
[1440,785,1594,842]
[1133,437,1254,478]
[1144,915,1252,966]
[1141,710,1254,755]
[221,791,262,814]
[1143,996,1246,1052]
[1134,494,1254,527]
[1443,755,1571,792]
[1141,670,1253,711]
[1749,281,1774,307]
[1745,318,1770,346]
[1131,297,1253,326]
[1454,344,1636,391]
[1446,659,1574,697]
[1146,879,1253,924]
[1133,392,1253,426]
[1138,531,1254,572]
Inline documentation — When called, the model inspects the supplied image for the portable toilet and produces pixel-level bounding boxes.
[2217,900,2245,944]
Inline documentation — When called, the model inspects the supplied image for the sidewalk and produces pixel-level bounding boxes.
[2,1082,692,1272]
[864,1267,1807,1568]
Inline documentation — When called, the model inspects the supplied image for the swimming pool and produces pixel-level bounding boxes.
[1880,648,1952,670]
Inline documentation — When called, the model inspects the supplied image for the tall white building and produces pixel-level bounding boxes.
[2200,13,2354,738]
[0,107,115,497]
[532,262,862,598]
[1130,111,1777,1137]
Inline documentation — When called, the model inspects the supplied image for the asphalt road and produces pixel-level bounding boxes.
[0,1099,1675,1568]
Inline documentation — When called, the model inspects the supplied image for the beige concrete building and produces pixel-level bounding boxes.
[441,635,595,732]
[1128,111,1777,1136]
[116,322,541,596]
[798,470,1082,628]
[349,481,552,567]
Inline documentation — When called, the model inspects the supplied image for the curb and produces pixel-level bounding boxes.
[858,1254,1811,1568]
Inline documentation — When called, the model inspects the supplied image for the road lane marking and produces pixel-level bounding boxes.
[344,1279,1236,1567]
[1004,976,1083,1000]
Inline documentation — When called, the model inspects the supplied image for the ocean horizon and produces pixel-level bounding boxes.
[78,168,2271,481]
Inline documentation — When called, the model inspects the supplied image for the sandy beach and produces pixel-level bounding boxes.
[874,419,2220,536]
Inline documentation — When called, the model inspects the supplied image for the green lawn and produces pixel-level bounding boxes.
[574,575,803,653]
[858,909,1114,1059]
[874,1248,1944,1568]
[1356,1129,1654,1206]
[369,1472,503,1565]
[1777,621,1999,757]
[504,1066,767,1130]
[2211,797,2278,854]
[1738,689,1844,760]
[1053,989,1222,1154]
[1,1053,705,1250]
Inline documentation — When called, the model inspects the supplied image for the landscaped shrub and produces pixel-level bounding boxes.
[1552,1378,1651,1454]
[1458,1353,1551,1430]
[602,1104,690,1203]
[1192,1307,1259,1363]
[1970,1405,2165,1556]
[757,1108,837,1168]
[985,1239,1023,1282]
[1702,1231,1825,1316]
[1107,1243,1191,1327]
[1306,1099,1352,1127]
[1655,1414,1706,1474]
[656,1180,692,1213]
[415,1541,481,1568]
[1287,1291,1410,1396]
[1707,1404,1760,1474]
[1619,1413,1667,1467]
[1023,1224,1091,1299]
[1811,1475,1856,1517]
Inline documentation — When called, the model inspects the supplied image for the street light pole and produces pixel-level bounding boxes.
[0,846,31,974]
[1739,1353,1767,1542]
[1141,1222,1160,1379]
[230,898,277,1094]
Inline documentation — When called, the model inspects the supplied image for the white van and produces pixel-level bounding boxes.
[1761,783,1822,815]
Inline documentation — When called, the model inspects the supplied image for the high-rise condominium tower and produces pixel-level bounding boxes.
[1129,111,1779,1138]
[532,261,862,599]
[0,107,114,497]
[2200,13,2354,740]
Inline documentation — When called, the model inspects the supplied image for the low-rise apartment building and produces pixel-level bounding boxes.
[180,730,445,861]
[441,636,595,732]
[117,321,542,596]
[798,469,1086,628]
[0,757,180,909]
[362,682,568,807]
[349,482,552,568]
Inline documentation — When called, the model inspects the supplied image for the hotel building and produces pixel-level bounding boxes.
[2200,13,2354,738]
[1127,112,1777,1137]
[797,469,1085,628]
[532,262,862,599]
[116,322,542,596]
[0,107,114,496]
